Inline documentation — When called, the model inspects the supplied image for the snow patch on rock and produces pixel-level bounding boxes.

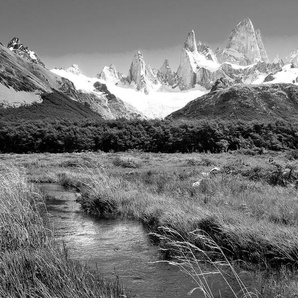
[97,64,123,85]
[51,67,98,93]
[177,30,220,90]
[7,37,45,67]
[105,82,207,118]
[65,64,83,76]
[263,64,298,85]
[0,84,42,107]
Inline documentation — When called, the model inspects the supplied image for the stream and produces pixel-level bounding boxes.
[39,183,247,298]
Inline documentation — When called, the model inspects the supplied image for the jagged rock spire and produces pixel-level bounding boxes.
[177,30,198,90]
[7,37,21,50]
[177,30,220,90]
[7,37,45,67]
[197,41,218,62]
[161,59,170,69]
[128,51,160,93]
[128,51,147,86]
[217,18,269,65]
[227,18,261,63]
[255,29,269,63]
[185,30,197,52]
[157,59,177,86]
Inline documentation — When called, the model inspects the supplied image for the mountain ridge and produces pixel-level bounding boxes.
[0,41,144,120]
[1,17,298,122]
[167,83,298,122]
[96,17,296,94]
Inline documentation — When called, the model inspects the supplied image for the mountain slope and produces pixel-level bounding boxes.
[0,40,142,120]
[0,43,63,93]
[0,91,102,121]
[53,65,207,119]
[51,66,144,119]
[0,42,105,120]
[168,83,298,122]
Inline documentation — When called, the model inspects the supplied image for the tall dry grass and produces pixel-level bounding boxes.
[2,151,298,297]
[0,166,127,298]
[65,165,298,297]
[156,227,258,298]
[64,165,298,270]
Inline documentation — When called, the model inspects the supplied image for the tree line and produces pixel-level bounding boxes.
[0,118,297,153]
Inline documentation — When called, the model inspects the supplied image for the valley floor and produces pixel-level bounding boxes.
[1,150,298,297]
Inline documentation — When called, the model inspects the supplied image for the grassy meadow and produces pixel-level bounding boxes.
[2,150,298,297]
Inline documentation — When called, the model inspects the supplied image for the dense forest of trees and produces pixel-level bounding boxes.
[0,119,298,153]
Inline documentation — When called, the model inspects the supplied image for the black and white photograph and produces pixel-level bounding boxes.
[1,0,298,297]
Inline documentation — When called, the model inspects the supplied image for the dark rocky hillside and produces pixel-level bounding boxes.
[0,91,102,121]
[168,83,298,122]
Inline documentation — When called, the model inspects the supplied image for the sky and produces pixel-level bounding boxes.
[1,0,298,76]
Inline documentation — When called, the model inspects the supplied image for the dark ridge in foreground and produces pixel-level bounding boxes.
[168,83,298,122]
[0,91,103,121]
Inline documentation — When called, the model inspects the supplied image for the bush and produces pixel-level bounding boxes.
[286,149,298,160]
[199,157,217,167]
[242,164,298,187]
[112,156,141,168]
[1,119,298,154]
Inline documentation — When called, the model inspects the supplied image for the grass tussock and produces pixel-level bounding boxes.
[0,166,127,298]
[112,156,141,169]
[64,165,298,270]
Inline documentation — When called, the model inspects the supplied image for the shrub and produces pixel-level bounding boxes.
[286,149,298,160]
[112,156,141,168]
[199,157,217,167]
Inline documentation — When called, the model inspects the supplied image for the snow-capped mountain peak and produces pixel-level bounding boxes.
[65,64,83,75]
[285,49,298,67]
[52,65,96,93]
[177,30,220,90]
[216,17,268,66]
[94,17,295,95]
[97,64,122,85]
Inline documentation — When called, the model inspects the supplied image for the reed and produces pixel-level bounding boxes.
[0,166,127,298]
[155,226,258,298]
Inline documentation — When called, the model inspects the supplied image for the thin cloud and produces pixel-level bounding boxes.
[263,35,298,60]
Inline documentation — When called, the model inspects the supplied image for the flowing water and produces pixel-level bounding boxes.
[39,183,248,298]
